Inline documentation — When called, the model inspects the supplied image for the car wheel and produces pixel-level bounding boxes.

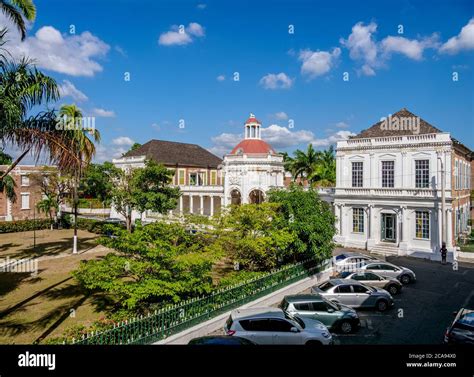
[305,340,322,346]
[339,320,353,334]
[376,299,388,312]
[400,274,411,284]
[387,284,399,295]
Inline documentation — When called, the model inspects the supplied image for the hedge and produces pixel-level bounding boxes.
[0,219,52,233]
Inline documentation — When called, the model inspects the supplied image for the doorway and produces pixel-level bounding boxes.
[381,213,397,242]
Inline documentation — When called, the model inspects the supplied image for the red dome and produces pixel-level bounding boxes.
[245,116,261,124]
[230,139,276,155]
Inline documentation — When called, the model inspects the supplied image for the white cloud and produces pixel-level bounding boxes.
[381,34,439,60]
[58,80,88,102]
[197,4,207,9]
[1,15,110,77]
[216,74,225,81]
[259,72,294,89]
[94,144,129,163]
[335,121,350,129]
[439,18,474,54]
[158,22,205,46]
[274,112,289,120]
[92,108,116,117]
[261,125,315,148]
[340,22,378,76]
[112,136,134,146]
[311,130,355,147]
[298,48,341,79]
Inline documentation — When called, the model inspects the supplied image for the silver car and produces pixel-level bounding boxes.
[333,253,380,273]
[224,308,333,345]
[311,279,394,312]
[339,271,403,295]
[360,261,416,284]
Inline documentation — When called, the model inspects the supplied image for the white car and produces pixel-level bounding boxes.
[224,308,333,345]
[332,253,380,273]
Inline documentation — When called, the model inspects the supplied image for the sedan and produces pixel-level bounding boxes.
[360,262,416,284]
[311,279,394,312]
[444,308,474,345]
[337,271,402,295]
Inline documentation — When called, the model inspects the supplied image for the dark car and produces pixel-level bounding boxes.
[444,308,474,344]
[188,336,256,345]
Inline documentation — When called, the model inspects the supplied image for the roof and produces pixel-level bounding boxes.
[230,307,283,320]
[351,108,443,139]
[123,139,222,168]
[230,139,276,155]
[245,115,261,124]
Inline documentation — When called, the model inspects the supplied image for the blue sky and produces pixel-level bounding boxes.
[2,0,474,162]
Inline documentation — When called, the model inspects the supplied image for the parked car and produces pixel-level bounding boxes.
[188,336,256,345]
[223,308,333,345]
[311,279,394,312]
[337,271,403,295]
[444,308,474,345]
[360,261,416,284]
[103,217,126,226]
[279,294,360,334]
[332,253,380,273]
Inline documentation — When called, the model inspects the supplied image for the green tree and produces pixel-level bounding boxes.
[74,221,218,312]
[216,203,296,271]
[0,0,36,40]
[122,142,141,156]
[37,195,58,227]
[267,185,336,262]
[0,149,15,202]
[79,162,118,205]
[308,146,336,187]
[111,159,180,232]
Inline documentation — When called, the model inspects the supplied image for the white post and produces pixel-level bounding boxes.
[446,208,453,249]
[210,195,214,217]
[179,196,183,216]
[189,195,193,214]
[199,195,204,215]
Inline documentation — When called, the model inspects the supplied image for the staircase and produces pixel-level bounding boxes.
[369,242,400,257]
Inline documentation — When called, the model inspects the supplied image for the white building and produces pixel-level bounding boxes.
[222,114,285,205]
[334,108,472,261]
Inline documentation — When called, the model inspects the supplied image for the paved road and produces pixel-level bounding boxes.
[333,255,474,345]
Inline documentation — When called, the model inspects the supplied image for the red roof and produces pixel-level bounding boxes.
[230,139,276,155]
[245,116,261,124]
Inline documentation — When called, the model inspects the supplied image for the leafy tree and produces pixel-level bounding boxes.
[0,149,15,202]
[36,195,58,227]
[111,159,180,232]
[0,149,12,164]
[267,185,336,262]
[79,162,118,205]
[308,146,336,187]
[215,203,296,271]
[74,221,218,312]
[0,0,36,40]
[122,142,141,156]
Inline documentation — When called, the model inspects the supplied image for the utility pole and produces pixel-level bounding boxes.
[72,169,78,254]
[439,155,446,247]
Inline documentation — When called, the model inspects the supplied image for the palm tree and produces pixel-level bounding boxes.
[0,0,36,40]
[37,194,58,229]
[59,104,101,253]
[0,149,15,202]
[290,143,320,182]
[308,146,336,187]
[0,59,84,181]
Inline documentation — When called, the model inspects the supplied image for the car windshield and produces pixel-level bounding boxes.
[322,297,339,310]
[335,255,347,261]
[318,281,334,291]
[285,313,305,329]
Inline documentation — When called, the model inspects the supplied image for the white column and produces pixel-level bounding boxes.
[179,196,183,215]
[334,204,341,235]
[210,195,214,216]
[199,195,204,215]
[189,195,193,214]
[446,208,453,249]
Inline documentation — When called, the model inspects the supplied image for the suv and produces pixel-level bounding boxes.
[444,308,474,344]
[337,271,402,295]
[311,279,394,312]
[360,262,416,284]
[224,308,333,345]
[279,294,360,334]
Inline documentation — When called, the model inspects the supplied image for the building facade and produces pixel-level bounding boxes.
[0,165,49,221]
[334,109,472,261]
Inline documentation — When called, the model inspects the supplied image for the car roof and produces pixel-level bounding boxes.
[325,278,359,286]
[230,307,284,320]
[283,294,323,302]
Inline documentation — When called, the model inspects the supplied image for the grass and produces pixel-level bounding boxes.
[0,229,113,344]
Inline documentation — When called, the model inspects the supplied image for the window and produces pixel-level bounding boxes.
[20,175,29,186]
[311,302,329,312]
[335,285,352,293]
[352,285,369,294]
[268,319,294,332]
[415,211,430,239]
[318,281,334,291]
[367,264,380,270]
[352,208,364,233]
[381,161,394,188]
[178,169,185,185]
[351,273,366,281]
[239,319,270,332]
[210,170,217,185]
[365,273,381,280]
[352,162,363,187]
[379,264,398,271]
[415,160,430,188]
[190,172,206,186]
[21,193,30,209]
[294,303,311,311]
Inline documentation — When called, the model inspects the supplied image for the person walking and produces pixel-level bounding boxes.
[440,242,448,265]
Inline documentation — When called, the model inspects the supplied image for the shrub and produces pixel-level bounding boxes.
[0,219,52,233]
